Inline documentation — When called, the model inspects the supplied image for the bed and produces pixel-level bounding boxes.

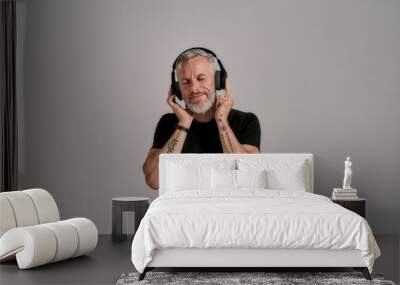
[131,153,381,280]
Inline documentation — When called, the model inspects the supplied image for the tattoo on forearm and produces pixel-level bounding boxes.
[217,118,226,131]
[226,132,233,151]
[219,127,233,153]
[167,139,178,153]
[219,132,226,151]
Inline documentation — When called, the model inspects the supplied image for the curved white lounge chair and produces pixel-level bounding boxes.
[0,189,98,269]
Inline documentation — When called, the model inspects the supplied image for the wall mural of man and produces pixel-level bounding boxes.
[143,48,261,190]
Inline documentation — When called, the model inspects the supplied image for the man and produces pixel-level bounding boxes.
[143,48,261,190]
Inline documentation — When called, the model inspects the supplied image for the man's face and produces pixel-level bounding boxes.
[177,56,216,114]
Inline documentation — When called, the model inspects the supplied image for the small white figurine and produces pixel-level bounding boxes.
[342,156,352,189]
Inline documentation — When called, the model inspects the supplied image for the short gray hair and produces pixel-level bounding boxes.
[175,49,220,72]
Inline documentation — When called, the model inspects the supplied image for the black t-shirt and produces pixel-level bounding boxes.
[152,109,261,153]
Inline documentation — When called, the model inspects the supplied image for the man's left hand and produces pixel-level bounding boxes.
[215,80,233,124]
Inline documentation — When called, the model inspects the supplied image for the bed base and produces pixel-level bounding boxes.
[138,248,372,281]
[138,267,371,281]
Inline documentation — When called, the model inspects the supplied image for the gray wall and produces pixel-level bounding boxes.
[17,0,400,234]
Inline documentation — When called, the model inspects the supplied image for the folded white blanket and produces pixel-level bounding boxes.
[131,189,380,273]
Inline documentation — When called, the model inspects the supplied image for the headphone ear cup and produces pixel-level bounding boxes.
[217,59,227,90]
[175,84,182,100]
[220,70,227,90]
[171,83,177,96]
[171,71,182,100]
[215,70,221,91]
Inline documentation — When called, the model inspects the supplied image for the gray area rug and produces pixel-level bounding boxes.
[116,271,396,285]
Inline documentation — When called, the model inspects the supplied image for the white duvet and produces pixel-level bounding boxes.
[131,189,380,273]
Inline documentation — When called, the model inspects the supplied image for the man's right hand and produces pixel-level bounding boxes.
[167,87,194,128]
[144,88,193,190]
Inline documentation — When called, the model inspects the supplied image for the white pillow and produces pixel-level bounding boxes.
[237,159,308,191]
[167,162,212,191]
[267,165,306,191]
[236,169,267,189]
[211,168,236,190]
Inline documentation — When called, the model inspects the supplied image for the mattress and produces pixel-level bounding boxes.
[131,189,380,273]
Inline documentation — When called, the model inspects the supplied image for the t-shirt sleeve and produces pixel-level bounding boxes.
[237,112,261,150]
[152,114,177,149]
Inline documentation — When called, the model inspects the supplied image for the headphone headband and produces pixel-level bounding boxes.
[172,47,219,69]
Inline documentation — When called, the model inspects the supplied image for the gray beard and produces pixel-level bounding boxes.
[187,92,216,114]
